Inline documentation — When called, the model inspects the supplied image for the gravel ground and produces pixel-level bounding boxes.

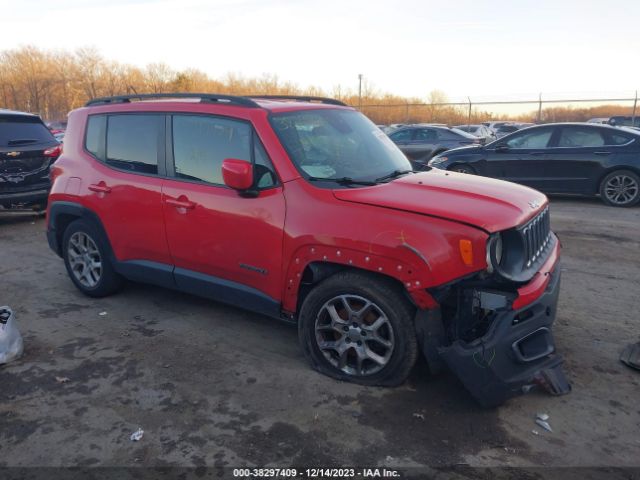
[0,198,638,473]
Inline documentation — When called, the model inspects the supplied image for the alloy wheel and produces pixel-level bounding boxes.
[67,232,102,288]
[604,174,639,205]
[315,294,394,376]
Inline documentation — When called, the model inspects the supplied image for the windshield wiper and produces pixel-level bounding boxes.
[7,138,39,146]
[374,169,415,183]
[307,176,378,186]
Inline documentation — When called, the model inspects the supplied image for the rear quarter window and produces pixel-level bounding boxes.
[606,132,634,146]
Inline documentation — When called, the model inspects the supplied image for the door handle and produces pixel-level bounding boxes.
[529,152,546,156]
[165,196,196,210]
[594,151,611,156]
[88,182,111,194]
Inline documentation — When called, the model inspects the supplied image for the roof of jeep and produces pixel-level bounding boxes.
[253,99,352,112]
[82,94,352,113]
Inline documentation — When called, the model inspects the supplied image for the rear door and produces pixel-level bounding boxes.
[389,128,415,157]
[541,125,616,193]
[82,113,172,275]
[161,113,286,308]
[401,128,438,163]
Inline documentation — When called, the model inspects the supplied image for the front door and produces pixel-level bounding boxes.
[484,126,555,190]
[161,114,286,311]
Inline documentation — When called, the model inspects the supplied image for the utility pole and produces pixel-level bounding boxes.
[358,74,363,109]
[633,90,638,126]
[537,93,543,123]
[467,97,472,128]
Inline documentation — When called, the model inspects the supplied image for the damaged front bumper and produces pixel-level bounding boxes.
[419,240,570,407]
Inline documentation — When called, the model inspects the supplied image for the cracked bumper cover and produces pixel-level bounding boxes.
[438,251,570,407]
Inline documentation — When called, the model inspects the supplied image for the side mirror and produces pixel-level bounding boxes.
[222,158,254,191]
[495,144,509,152]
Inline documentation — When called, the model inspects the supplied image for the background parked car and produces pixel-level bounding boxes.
[587,117,610,124]
[608,116,640,128]
[454,124,497,144]
[494,123,523,138]
[428,122,640,207]
[482,121,510,133]
[1,109,61,210]
[388,125,481,168]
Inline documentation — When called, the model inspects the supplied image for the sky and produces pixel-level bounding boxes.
[2,0,639,102]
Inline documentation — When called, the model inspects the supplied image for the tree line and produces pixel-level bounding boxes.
[0,46,635,125]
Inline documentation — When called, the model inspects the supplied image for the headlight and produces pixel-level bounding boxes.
[428,156,447,165]
[485,233,503,273]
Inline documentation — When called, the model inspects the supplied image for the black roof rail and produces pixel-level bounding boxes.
[85,93,260,108]
[249,95,348,107]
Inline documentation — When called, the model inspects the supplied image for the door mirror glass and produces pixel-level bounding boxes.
[495,144,509,152]
[222,158,254,191]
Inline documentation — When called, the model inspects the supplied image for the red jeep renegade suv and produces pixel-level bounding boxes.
[46,93,569,406]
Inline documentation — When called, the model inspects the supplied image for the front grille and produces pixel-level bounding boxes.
[520,207,551,268]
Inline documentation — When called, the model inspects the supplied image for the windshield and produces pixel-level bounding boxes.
[270,109,412,184]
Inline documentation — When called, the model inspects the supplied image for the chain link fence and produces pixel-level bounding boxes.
[358,93,639,126]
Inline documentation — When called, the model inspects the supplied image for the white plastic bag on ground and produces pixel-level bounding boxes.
[0,307,24,364]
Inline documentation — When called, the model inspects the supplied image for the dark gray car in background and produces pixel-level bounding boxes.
[388,125,481,168]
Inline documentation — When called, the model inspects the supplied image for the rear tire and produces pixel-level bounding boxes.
[62,219,122,297]
[599,170,640,207]
[450,164,476,175]
[298,271,418,387]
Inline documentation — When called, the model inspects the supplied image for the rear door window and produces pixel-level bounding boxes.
[106,115,163,174]
[390,129,413,142]
[0,115,56,147]
[558,127,605,148]
[414,129,437,141]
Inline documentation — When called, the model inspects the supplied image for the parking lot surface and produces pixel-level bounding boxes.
[0,199,639,470]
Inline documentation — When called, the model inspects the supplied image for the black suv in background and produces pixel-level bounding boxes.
[0,110,61,211]
[429,123,640,207]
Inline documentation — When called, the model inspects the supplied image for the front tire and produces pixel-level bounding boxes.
[298,271,418,387]
[62,219,122,297]
[599,170,640,207]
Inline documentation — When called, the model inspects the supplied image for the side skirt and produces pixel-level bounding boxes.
[114,260,282,321]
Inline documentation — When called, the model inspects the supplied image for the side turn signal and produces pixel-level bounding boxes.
[459,239,474,266]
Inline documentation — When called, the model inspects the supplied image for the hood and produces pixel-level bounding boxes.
[332,169,548,232]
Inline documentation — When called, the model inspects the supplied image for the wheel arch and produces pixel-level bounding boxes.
[283,245,438,318]
[596,165,640,193]
[47,201,113,259]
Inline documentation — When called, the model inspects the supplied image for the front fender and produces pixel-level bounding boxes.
[282,244,439,313]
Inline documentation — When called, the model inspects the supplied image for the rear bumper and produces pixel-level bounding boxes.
[439,261,570,407]
[0,186,49,206]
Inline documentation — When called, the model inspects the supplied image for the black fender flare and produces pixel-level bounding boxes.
[47,201,113,260]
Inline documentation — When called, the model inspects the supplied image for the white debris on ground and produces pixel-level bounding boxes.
[535,413,553,432]
[130,428,144,442]
[0,307,24,365]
